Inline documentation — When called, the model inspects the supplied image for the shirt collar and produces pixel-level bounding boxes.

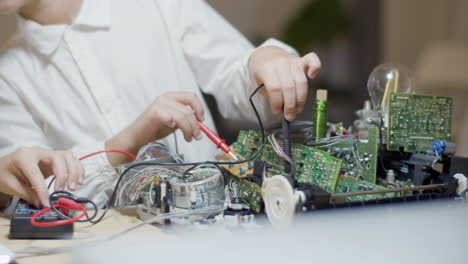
[18,0,111,55]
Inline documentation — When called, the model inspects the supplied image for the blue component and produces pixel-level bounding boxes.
[229,162,234,168]
[239,167,245,175]
[236,155,241,161]
[247,162,253,169]
[432,140,446,155]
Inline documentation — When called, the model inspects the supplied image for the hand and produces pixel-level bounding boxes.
[0,147,84,208]
[249,46,321,121]
[105,91,205,165]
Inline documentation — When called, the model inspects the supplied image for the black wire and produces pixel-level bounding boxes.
[48,191,99,222]
[90,84,267,224]
[378,114,388,174]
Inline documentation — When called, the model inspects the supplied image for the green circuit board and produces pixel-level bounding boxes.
[224,172,263,213]
[320,126,379,183]
[233,130,342,192]
[334,175,395,202]
[387,92,452,153]
[357,126,379,183]
[221,130,342,212]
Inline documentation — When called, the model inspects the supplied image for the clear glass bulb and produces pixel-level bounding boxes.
[367,64,414,115]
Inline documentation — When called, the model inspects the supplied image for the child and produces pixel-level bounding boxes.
[0,0,321,205]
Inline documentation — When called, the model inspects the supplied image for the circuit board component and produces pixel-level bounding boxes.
[357,126,379,183]
[387,92,452,153]
[321,127,379,183]
[231,130,342,192]
[224,172,263,213]
[334,175,394,202]
[221,130,342,212]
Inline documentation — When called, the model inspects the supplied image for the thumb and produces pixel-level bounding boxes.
[301,52,321,79]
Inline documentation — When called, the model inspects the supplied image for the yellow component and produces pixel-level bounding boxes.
[153,177,160,185]
[220,153,253,178]
[380,74,393,110]
[393,70,400,92]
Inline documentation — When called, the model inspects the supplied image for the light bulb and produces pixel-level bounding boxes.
[367,64,414,115]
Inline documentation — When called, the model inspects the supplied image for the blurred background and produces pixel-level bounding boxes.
[0,0,467,154]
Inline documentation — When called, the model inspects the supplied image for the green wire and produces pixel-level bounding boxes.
[314,99,328,139]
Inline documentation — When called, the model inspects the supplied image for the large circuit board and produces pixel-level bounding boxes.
[221,130,342,212]
[230,130,342,192]
[320,127,379,183]
[387,92,452,153]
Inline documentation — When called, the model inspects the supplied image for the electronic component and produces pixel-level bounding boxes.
[170,168,225,210]
[261,173,462,227]
[321,126,379,183]
[334,175,395,202]
[230,130,342,192]
[387,92,452,153]
[282,118,292,174]
[9,200,74,239]
[262,175,299,227]
[313,89,328,138]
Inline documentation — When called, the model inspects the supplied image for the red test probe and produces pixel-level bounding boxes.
[198,122,238,160]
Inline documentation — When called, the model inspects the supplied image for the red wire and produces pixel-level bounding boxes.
[47,149,137,190]
[79,149,137,161]
[30,199,87,227]
[37,149,137,227]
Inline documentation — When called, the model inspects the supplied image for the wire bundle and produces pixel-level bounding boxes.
[268,131,296,177]
[86,84,267,224]
[115,166,184,207]
[137,142,184,163]
[30,191,98,227]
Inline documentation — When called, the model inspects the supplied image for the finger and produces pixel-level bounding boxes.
[17,162,51,207]
[154,107,176,129]
[172,103,201,141]
[49,153,68,192]
[168,92,205,122]
[301,52,321,79]
[277,67,297,121]
[170,105,197,142]
[77,161,85,186]
[292,62,309,113]
[263,69,283,114]
[63,152,80,191]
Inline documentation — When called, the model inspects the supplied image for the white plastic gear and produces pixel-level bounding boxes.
[261,175,300,228]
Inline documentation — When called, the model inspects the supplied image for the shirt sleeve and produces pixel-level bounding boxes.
[0,77,117,208]
[155,0,297,128]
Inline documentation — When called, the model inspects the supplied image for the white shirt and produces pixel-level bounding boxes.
[0,0,294,206]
